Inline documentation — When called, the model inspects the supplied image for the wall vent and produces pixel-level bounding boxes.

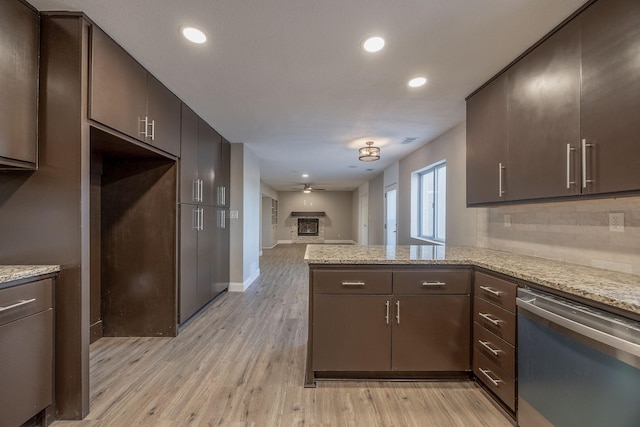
[401,137,418,144]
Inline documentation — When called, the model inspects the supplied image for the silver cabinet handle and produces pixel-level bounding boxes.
[192,180,198,202]
[478,340,502,357]
[479,285,502,297]
[479,368,503,387]
[198,179,204,202]
[139,116,154,140]
[498,163,505,197]
[149,119,155,141]
[396,300,400,324]
[385,301,390,325]
[192,207,199,230]
[341,281,365,286]
[478,312,503,326]
[222,186,226,205]
[581,138,594,188]
[421,281,446,287]
[566,143,576,189]
[0,298,36,312]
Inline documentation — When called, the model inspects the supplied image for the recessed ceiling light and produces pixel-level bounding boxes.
[182,27,207,44]
[302,173,309,178]
[408,76,428,88]
[363,36,385,53]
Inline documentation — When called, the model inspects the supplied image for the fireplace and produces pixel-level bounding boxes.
[298,218,319,236]
[290,212,326,243]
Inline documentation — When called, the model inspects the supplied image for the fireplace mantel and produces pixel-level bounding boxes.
[291,211,326,217]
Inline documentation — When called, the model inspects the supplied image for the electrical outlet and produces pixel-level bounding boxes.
[609,213,624,232]
[504,214,512,228]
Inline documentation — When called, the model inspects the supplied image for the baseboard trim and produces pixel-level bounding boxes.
[228,268,260,292]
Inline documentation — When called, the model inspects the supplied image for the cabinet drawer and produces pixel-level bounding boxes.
[474,297,516,345]
[312,270,392,294]
[474,272,517,312]
[473,349,515,411]
[0,279,53,326]
[473,322,515,376]
[393,269,471,295]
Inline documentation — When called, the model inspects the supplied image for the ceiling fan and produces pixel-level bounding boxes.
[300,183,325,193]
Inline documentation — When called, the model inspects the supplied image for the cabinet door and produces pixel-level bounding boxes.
[0,309,53,427]
[392,296,470,371]
[580,0,640,194]
[180,105,199,203]
[197,206,215,306]
[0,0,38,166]
[216,137,231,206]
[146,75,181,156]
[89,27,147,141]
[179,204,199,323]
[312,295,391,371]
[211,209,229,297]
[197,119,221,205]
[507,19,581,200]
[466,74,508,205]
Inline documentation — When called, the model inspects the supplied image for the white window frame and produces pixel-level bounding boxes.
[410,160,446,244]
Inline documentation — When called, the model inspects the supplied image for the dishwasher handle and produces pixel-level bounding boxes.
[516,296,640,359]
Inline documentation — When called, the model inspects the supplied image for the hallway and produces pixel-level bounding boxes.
[52,244,512,426]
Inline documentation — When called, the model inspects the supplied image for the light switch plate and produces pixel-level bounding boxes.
[609,213,624,232]
[230,210,239,219]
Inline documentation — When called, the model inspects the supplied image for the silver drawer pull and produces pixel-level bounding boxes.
[479,368,503,387]
[0,298,36,312]
[421,281,446,287]
[479,285,502,297]
[478,340,502,357]
[341,281,365,286]
[478,312,503,326]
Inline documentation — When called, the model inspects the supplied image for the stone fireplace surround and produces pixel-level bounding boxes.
[291,212,325,244]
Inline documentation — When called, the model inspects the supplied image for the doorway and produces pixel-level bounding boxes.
[385,186,397,246]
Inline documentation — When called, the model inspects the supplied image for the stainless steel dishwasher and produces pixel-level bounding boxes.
[516,288,640,427]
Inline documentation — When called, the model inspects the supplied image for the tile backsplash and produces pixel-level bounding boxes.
[476,196,640,275]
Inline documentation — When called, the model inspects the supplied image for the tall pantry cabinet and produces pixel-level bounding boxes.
[179,105,230,324]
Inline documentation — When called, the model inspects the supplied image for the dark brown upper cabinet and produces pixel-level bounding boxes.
[0,0,39,169]
[89,27,180,157]
[506,17,581,201]
[466,74,508,205]
[180,104,230,207]
[580,0,640,195]
[467,0,640,205]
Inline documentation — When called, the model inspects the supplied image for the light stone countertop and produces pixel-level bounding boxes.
[304,245,640,316]
[0,265,61,286]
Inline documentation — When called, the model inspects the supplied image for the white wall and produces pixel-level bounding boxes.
[229,143,261,292]
[395,122,477,246]
[276,191,353,243]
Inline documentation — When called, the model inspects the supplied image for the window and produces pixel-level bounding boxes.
[411,161,446,243]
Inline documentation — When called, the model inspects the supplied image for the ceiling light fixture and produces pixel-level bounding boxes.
[363,36,385,53]
[302,173,309,178]
[303,184,312,194]
[408,76,428,88]
[182,27,207,44]
[358,141,381,162]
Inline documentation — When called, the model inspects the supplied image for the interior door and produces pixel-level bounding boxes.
[384,187,397,246]
[359,193,369,245]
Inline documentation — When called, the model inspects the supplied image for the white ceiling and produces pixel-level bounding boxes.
[27,0,588,191]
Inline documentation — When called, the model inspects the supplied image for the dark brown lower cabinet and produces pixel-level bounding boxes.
[392,295,470,372]
[312,294,391,371]
[307,266,471,385]
[472,272,518,412]
[0,278,54,427]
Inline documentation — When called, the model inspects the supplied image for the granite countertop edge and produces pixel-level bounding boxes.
[0,265,61,286]
[304,245,640,316]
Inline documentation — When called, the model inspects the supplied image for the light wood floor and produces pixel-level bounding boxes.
[52,244,513,427]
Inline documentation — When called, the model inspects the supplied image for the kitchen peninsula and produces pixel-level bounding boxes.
[304,244,640,415]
